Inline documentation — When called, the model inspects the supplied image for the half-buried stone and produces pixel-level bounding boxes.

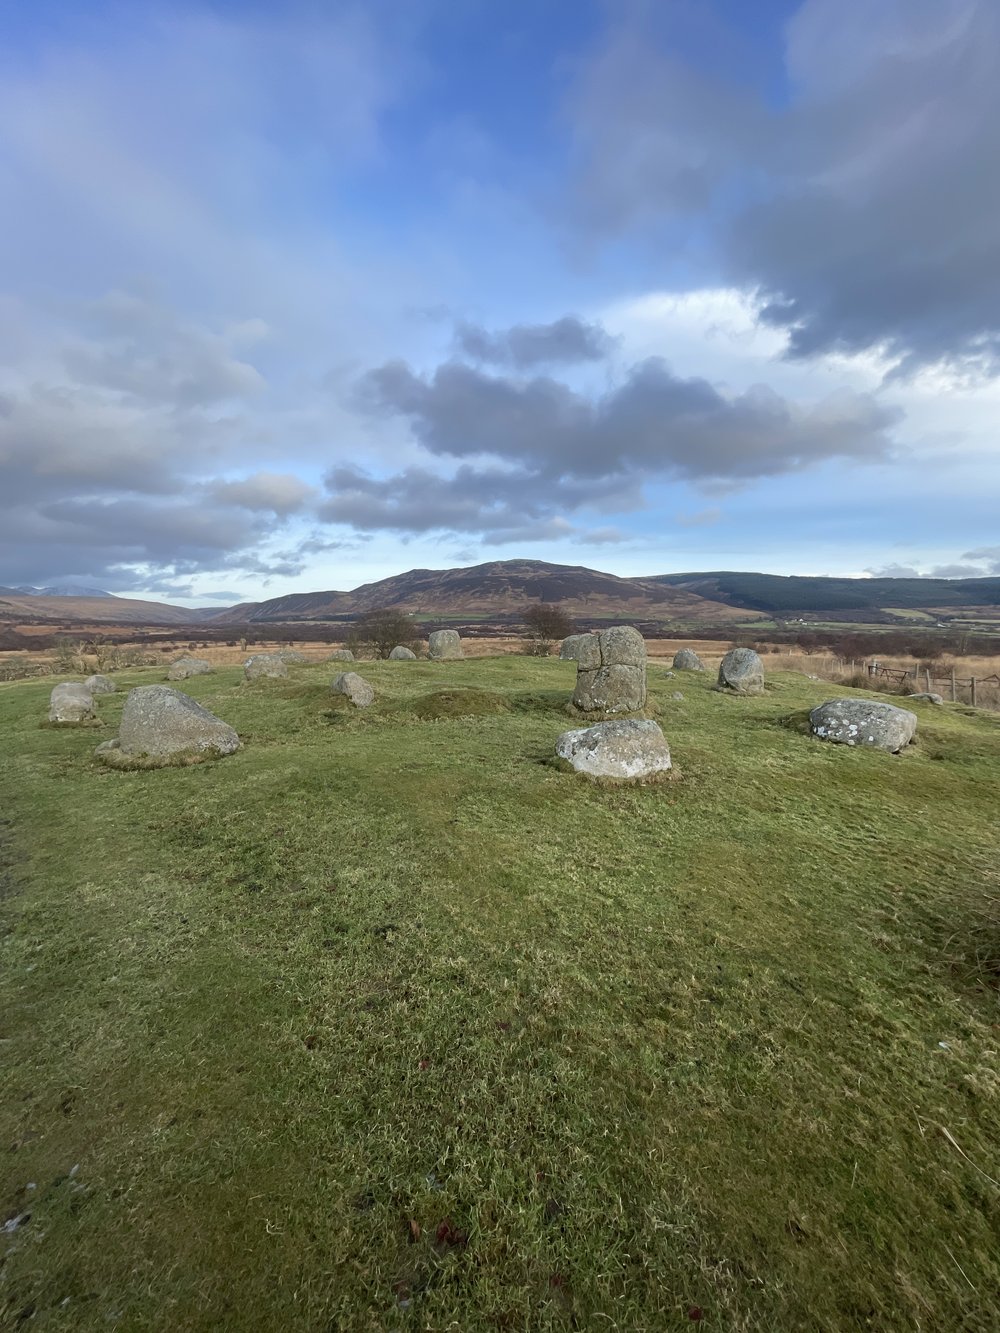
[96,685,240,766]
[278,650,308,664]
[328,648,355,662]
[428,629,464,660]
[389,645,417,660]
[85,673,117,694]
[809,699,917,753]
[571,625,646,714]
[244,653,288,680]
[717,647,765,696]
[48,682,96,724]
[556,719,671,781]
[332,671,375,707]
[168,655,214,681]
[672,648,705,671]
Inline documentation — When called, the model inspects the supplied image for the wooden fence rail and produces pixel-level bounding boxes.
[867,663,1000,706]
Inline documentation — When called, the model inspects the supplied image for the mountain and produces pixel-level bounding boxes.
[8,584,114,598]
[651,571,1000,614]
[211,559,753,624]
[0,590,217,625]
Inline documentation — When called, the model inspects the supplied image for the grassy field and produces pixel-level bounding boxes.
[2,656,1000,1331]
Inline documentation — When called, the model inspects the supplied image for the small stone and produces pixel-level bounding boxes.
[717,647,765,696]
[388,645,418,660]
[328,648,355,661]
[332,672,375,707]
[909,692,943,705]
[555,719,671,780]
[278,650,308,663]
[48,682,95,723]
[428,629,463,660]
[167,656,214,681]
[85,674,116,694]
[672,648,705,671]
[244,654,288,680]
[671,691,685,700]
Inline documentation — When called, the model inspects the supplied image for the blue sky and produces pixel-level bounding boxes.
[1,0,998,602]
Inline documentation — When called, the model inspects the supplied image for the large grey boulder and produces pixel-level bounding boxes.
[809,699,917,753]
[110,685,240,761]
[428,629,463,660]
[85,673,117,694]
[244,653,288,680]
[672,648,705,671]
[167,656,214,681]
[571,625,646,714]
[278,650,308,664]
[388,645,417,660]
[556,719,671,780]
[48,682,95,724]
[559,634,588,661]
[328,648,355,662]
[717,647,765,696]
[332,671,375,707]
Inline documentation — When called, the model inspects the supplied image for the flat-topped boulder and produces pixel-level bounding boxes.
[167,656,214,681]
[244,653,288,680]
[428,629,463,660]
[389,645,418,660]
[100,685,240,764]
[85,673,117,694]
[328,648,355,661]
[556,719,671,781]
[571,625,646,714]
[809,699,917,753]
[672,648,705,671]
[717,647,765,696]
[48,682,95,724]
[559,634,589,661]
[278,650,308,663]
[332,671,375,707]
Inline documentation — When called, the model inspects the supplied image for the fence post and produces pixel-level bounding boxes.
[951,668,957,702]
[925,668,932,693]
[971,677,978,707]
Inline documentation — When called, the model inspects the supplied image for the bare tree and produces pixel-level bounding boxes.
[521,603,574,655]
[346,608,421,659]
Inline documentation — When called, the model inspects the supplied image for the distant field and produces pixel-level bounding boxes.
[3,658,1000,1329]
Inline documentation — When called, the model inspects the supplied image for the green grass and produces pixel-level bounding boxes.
[2,658,1000,1331]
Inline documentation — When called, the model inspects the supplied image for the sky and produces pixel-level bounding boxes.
[1,0,999,604]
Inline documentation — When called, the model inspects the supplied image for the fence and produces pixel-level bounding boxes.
[867,662,1000,706]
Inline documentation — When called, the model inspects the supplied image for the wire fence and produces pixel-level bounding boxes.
[866,662,1000,706]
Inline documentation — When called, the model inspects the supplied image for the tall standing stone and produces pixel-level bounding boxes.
[428,630,463,660]
[717,647,765,696]
[572,625,646,714]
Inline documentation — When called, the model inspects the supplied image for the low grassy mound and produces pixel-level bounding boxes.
[2,657,1000,1330]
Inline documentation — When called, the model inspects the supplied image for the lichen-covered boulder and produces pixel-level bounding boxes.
[332,671,375,707]
[85,673,117,694]
[556,719,671,780]
[328,648,355,662]
[717,647,765,696]
[48,682,95,724]
[672,648,705,671]
[167,656,214,681]
[108,685,240,761]
[278,650,308,664]
[389,645,417,660]
[244,653,288,680]
[428,629,463,660]
[571,625,646,713]
[809,699,917,753]
[559,634,588,661]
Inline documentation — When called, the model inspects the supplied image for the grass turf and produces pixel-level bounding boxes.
[2,657,1000,1330]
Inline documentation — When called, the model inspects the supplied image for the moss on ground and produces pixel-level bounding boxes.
[1,658,999,1330]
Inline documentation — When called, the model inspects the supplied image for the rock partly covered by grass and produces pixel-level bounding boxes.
[572,625,647,714]
[167,656,214,681]
[278,650,308,664]
[389,645,418,660]
[85,673,117,694]
[332,671,375,707]
[810,698,918,752]
[328,648,355,661]
[717,647,765,696]
[673,648,705,671]
[244,654,288,680]
[556,718,672,780]
[428,629,464,660]
[99,684,240,765]
[48,681,95,723]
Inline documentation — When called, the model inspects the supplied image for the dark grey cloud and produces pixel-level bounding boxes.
[569,0,1000,374]
[207,472,315,516]
[358,355,900,484]
[453,316,616,368]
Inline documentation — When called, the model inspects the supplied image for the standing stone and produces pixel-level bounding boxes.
[332,672,375,707]
[571,625,646,714]
[167,656,214,681]
[85,673,117,694]
[555,719,671,780]
[717,647,765,696]
[559,634,589,661]
[107,685,240,761]
[388,645,417,660]
[428,629,463,660]
[328,648,355,662]
[672,648,705,671]
[244,654,288,680]
[48,682,95,723]
[809,699,917,752]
